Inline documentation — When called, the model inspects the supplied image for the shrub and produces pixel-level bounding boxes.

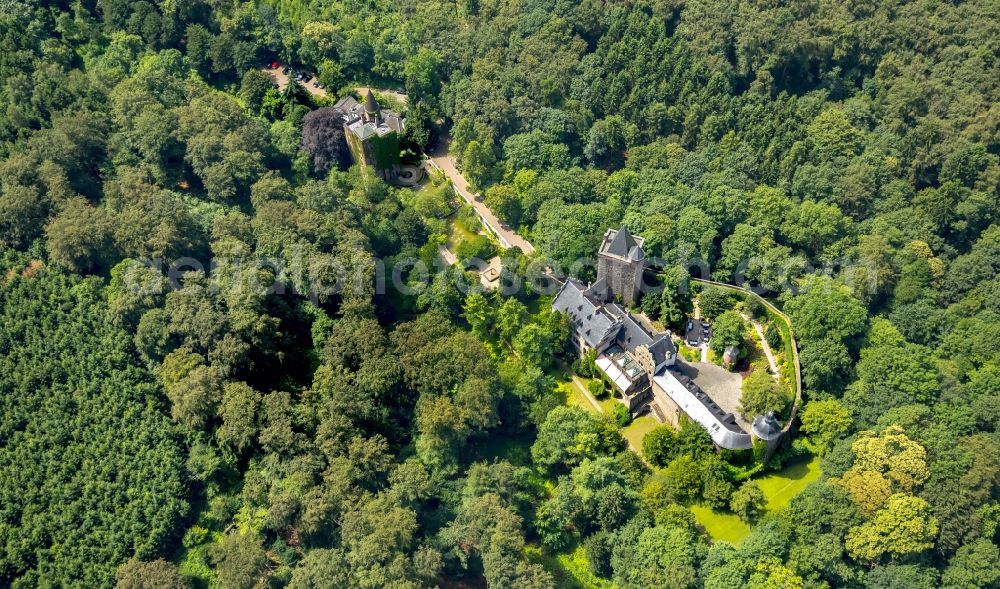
[739,370,787,418]
[455,205,481,233]
[765,323,783,349]
[640,290,661,318]
[701,456,734,510]
[642,425,679,467]
[730,481,766,522]
[456,234,496,261]
[698,287,737,319]
[612,402,631,426]
[584,531,613,577]
[575,349,597,377]
[744,295,765,319]
[587,379,606,398]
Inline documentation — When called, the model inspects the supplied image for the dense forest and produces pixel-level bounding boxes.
[0,0,998,587]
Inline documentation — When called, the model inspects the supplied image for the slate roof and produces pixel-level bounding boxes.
[653,368,752,450]
[599,226,645,262]
[752,412,783,440]
[584,277,609,302]
[382,111,405,133]
[364,90,380,113]
[551,279,619,349]
[605,303,676,367]
[334,96,364,123]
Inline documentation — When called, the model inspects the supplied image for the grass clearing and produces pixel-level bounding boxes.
[692,455,822,545]
[758,455,822,511]
[525,544,614,589]
[560,376,617,415]
[446,214,478,251]
[622,414,658,450]
[690,504,753,546]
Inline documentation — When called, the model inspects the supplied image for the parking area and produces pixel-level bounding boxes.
[262,62,328,99]
[683,317,711,347]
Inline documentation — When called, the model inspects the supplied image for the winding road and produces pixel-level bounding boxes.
[425,137,536,254]
[263,67,535,255]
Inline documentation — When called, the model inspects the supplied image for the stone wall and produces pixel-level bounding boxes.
[598,254,643,305]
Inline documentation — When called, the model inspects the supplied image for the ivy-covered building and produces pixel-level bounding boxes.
[334,91,405,180]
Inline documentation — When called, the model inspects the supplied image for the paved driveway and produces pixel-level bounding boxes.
[264,68,534,256]
[426,136,535,254]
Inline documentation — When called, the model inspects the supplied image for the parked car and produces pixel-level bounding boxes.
[688,337,700,347]
[701,320,710,330]
[313,81,320,88]
[687,320,694,332]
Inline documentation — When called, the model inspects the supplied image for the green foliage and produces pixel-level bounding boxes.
[710,310,747,358]
[613,525,701,589]
[662,456,704,504]
[799,400,851,456]
[784,279,868,352]
[114,559,188,589]
[0,272,188,587]
[845,494,938,563]
[730,481,767,523]
[612,402,632,427]
[739,370,787,418]
[764,324,782,350]
[455,234,496,262]
[698,288,738,319]
[642,425,680,468]
[531,406,625,472]
[4,0,1000,585]
[845,343,940,427]
[588,379,606,399]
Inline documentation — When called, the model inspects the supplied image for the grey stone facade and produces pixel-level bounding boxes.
[597,227,645,306]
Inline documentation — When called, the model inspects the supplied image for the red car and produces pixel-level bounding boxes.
[270,60,281,69]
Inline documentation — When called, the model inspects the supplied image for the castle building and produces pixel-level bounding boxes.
[597,226,646,306]
[333,91,405,179]
[554,227,781,453]
[552,277,676,415]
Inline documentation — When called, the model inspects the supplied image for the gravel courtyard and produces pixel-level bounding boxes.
[674,359,750,431]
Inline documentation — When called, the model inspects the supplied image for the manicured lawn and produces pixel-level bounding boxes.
[758,455,822,511]
[690,504,752,546]
[560,377,616,415]
[560,381,590,410]
[692,455,822,546]
[622,415,658,451]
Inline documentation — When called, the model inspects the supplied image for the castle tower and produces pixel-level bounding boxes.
[597,226,646,305]
[752,412,783,461]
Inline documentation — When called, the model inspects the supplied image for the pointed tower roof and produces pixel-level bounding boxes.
[607,226,636,256]
[600,226,645,261]
[364,90,380,113]
[752,412,782,440]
